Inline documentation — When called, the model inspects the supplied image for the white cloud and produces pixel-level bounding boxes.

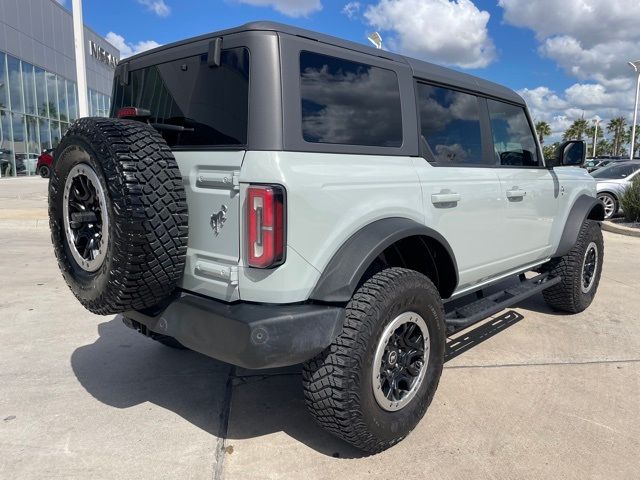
[105,32,161,59]
[342,2,361,19]
[364,0,496,69]
[237,0,322,17]
[500,0,640,140]
[519,83,634,143]
[137,0,171,17]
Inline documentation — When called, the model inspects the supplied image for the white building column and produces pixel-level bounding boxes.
[72,0,89,118]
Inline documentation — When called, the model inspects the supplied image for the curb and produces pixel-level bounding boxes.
[602,221,640,238]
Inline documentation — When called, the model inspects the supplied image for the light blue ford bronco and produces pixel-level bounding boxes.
[49,22,604,452]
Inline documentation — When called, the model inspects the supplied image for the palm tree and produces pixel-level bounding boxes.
[595,139,612,156]
[535,121,551,145]
[607,117,627,156]
[542,143,558,160]
[562,119,589,141]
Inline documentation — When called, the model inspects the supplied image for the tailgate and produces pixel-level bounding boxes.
[174,151,244,302]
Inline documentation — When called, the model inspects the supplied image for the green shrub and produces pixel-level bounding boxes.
[621,176,640,222]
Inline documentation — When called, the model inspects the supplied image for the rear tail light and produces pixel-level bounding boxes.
[247,185,286,268]
[116,107,151,119]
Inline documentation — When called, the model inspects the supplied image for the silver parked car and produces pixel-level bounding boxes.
[593,160,640,218]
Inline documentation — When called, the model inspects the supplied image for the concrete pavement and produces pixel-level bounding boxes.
[1,177,639,479]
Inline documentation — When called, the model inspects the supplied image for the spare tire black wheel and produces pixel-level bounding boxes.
[49,117,188,315]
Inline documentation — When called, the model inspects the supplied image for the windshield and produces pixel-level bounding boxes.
[592,163,640,179]
[111,47,249,148]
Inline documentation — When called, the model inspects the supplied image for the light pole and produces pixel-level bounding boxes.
[72,0,89,118]
[592,118,600,157]
[629,61,640,160]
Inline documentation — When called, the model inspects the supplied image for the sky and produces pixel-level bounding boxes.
[57,0,640,143]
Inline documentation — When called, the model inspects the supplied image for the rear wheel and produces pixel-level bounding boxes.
[39,164,50,178]
[303,268,445,453]
[543,220,603,313]
[597,193,617,219]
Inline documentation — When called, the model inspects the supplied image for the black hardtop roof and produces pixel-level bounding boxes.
[124,21,524,105]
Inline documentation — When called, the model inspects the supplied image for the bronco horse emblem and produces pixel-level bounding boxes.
[210,205,228,236]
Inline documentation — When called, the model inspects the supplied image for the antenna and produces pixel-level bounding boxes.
[368,32,383,50]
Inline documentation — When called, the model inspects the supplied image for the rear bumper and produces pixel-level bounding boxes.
[124,292,344,369]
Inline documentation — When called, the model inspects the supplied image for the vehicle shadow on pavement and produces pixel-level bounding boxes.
[70,316,365,459]
[71,307,536,459]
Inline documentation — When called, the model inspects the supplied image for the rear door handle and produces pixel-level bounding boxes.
[506,189,526,199]
[431,192,461,205]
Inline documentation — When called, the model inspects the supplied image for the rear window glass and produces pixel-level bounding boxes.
[300,51,402,147]
[111,47,249,148]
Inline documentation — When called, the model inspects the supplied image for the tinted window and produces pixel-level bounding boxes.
[111,48,250,147]
[300,52,402,147]
[417,84,485,165]
[592,163,640,179]
[488,100,539,167]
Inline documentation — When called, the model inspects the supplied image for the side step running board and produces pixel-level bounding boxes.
[445,272,561,330]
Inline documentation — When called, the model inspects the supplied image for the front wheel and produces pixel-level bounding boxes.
[302,268,446,453]
[543,220,604,313]
[39,164,50,178]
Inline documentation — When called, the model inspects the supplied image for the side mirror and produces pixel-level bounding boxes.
[549,140,586,168]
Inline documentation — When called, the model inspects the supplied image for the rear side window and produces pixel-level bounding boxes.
[299,51,402,147]
[417,83,487,165]
[111,47,249,148]
[487,100,540,167]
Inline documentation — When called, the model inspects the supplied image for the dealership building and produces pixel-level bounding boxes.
[0,0,119,177]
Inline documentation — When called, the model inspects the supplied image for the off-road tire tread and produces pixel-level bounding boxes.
[542,220,603,313]
[49,117,188,315]
[302,267,444,453]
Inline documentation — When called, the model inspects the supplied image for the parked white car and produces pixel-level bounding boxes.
[594,161,640,218]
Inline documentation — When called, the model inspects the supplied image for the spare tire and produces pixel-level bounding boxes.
[49,117,188,315]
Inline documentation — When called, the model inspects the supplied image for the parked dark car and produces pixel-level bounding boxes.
[587,157,627,173]
[36,149,54,178]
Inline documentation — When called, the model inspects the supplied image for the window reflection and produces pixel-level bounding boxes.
[23,63,37,115]
[417,84,487,165]
[487,99,539,167]
[300,51,402,147]
[7,55,24,114]
[0,53,7,109]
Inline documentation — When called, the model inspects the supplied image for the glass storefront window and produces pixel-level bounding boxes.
[51,121,62,148]
[23,62,37,116]
[57,78,68,122]
[67,81,78,121]
[26,115,39,154]
[35,67,48,117]
[1,110,14,177]
[11,113,27,175]
[46,73,59,120]
[7,55,24,113]
[0,49,112,176]
[0,53,8,110]
[38,117,51,151]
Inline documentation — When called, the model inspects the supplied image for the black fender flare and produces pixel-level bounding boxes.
[309,218,458,303]
[555,194,605,257]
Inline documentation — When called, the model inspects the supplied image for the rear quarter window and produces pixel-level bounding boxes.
[299,51,402,147]
[111,47,249,148]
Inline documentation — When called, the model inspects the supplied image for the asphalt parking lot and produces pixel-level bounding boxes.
[1,177,639,479]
